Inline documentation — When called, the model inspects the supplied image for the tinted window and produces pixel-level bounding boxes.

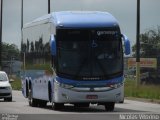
[57,29,122,80]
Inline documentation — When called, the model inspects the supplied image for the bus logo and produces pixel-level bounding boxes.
[92,40,98,48]
[97,31,116,36]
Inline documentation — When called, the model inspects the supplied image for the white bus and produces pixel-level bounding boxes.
[21,11,130,111]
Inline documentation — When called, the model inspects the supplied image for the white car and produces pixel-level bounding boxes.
[0,71,12,101]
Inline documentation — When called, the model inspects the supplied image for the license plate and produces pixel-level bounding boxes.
[86,95,98,99]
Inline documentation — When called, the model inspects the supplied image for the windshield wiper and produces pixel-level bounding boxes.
[94,57,106,76]
[74,57,88,79]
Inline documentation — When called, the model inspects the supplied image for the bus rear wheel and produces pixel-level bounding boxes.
[39,100,47,107]
[104,102,115,111]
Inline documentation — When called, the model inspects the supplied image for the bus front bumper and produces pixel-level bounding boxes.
[53,83,124,103]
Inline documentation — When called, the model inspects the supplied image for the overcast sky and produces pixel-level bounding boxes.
[2,0,160,49]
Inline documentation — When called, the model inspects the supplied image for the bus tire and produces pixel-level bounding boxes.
[119,99,124,103]
[74,103,89,108]
[26,81,28,97]
[104,102,115,111]
[48,82,52,102]
[53,103,64,110]
[28,88,38,107]
[39,100,47,108]
[120,96,124,103]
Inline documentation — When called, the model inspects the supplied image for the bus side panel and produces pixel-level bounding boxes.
[32,75,51,101]
[22,21,52,101]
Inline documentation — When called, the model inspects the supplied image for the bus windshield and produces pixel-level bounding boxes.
[57,29,123,80]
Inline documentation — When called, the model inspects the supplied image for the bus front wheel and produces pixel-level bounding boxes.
[104,102,115,111]
[39,100,47,107]
[74,103,90,108]
[52,103,64,110]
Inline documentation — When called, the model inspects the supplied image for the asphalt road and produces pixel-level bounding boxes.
[0,91,160,120]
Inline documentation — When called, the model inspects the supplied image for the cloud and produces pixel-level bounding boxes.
[23,0,48,24]
[2,0,21,48]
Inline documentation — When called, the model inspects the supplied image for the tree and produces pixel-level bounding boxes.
[132,26,160,84]
[1,42,20,61]
[30,41,34,52]
[132,26,160,57]
[27,39,30,53]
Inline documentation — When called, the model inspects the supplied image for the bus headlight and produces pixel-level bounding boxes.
[108,83,123,89]
[55,80,74,89]
[60,83,74,89]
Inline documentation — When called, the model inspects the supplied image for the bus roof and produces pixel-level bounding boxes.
[23,11,119,29]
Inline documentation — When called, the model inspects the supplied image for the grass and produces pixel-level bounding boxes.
[124,78,160,100]
[10,77,22,91]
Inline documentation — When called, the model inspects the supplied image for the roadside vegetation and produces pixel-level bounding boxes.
[10,77,21,91]
[125,26,160,102]
[124,78,160,101]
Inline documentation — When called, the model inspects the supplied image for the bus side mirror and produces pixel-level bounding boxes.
[122,34,131,55]
[50,34,56,56]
